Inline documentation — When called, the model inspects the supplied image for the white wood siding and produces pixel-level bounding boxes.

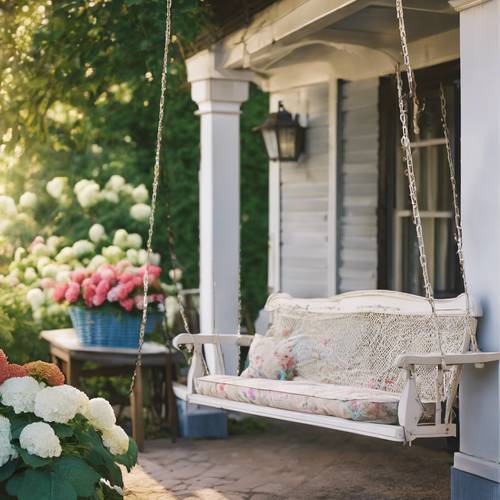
[337,79,379,292]
[271,83,330,297]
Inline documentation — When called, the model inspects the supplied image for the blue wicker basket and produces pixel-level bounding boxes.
[69,306,162,348]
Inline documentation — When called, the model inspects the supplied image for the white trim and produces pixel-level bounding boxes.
[268,161,281,293]
[449,0,492,12]
[327,77,339,295]
[265,290,483,317]
[454,452,500,483]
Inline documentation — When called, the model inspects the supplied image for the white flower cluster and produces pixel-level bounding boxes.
[34,385,89,424]
[0,416,17,466]
[19,422,62,458]
[0,376,44,414]
[0,375,129,458]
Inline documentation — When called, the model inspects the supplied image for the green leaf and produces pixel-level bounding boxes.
[9,414,40,439]
[17,470,77,500]
[52,456,100,497]
[114,438,137,471]
[51,423,74,439]
[17,447,51,469]
[100,481,123,500]
[6,472,24,497]
[0,460,18,483]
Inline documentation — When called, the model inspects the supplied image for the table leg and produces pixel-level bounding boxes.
[130,366,145,452]
[66,358,82,389]
[165,353,178,442]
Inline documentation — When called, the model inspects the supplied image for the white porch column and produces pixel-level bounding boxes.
[450,0,500,494]
[187,50,252,375]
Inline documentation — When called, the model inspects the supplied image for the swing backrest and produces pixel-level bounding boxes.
[265,291,481,402]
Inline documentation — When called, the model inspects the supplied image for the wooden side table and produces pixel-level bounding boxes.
[41,329,179,451]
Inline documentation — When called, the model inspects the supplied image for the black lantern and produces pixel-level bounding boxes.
[256,101,306,162]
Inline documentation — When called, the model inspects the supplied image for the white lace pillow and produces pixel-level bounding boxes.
[241,334,296,380]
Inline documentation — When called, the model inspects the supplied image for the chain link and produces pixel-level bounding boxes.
[439,84,478,351]
[130,0,173,393]
[395,0,420,135]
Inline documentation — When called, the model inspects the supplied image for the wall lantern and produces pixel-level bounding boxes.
[256,101,306,162]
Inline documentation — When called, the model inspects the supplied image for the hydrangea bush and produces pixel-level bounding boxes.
[0,351,137,499]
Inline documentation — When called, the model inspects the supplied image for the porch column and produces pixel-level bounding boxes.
[450,0,500,496]
[187,50,252,375]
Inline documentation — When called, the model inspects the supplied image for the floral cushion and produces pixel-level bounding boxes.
[195,375,400,424]
[240,334,296,381]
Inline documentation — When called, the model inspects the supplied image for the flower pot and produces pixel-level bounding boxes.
[69,306,162,348]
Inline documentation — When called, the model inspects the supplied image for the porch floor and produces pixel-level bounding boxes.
[123,419,452,499]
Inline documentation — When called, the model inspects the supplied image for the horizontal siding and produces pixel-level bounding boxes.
[337,79,379,293]
[275,83,329,298]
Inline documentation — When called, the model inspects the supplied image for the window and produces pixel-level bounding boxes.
[379,61,461,298]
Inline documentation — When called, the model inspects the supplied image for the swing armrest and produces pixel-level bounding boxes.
[173,333,254,350]
[397,351,500,369]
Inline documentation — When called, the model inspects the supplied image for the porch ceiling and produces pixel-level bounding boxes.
[212,0,458,78]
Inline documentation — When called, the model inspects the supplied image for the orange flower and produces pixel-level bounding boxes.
[24,361,65,386]
[0,350,8,367]
[0,363,9,384]
[7,364,28,378]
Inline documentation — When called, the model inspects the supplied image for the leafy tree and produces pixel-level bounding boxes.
[0,0,269,325]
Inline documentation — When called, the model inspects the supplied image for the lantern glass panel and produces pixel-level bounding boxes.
[277,126,297,160]
[262,128,279,161]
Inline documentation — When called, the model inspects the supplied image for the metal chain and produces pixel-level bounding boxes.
[130,0,173,393]
[395,0,420,135]
[439,84,479,351]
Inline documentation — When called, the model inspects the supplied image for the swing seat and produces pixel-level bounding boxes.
[174,290,500,443]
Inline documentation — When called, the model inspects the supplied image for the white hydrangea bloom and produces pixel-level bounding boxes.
[88,255,107,270]
[46,235,61,249]
[89,223,106,243]
[77,181,101,208]
[102,190,119,204]
[0,195,17,217]
[41,263,59,278]
[113,229,128,248]
[74,179,92,195]
[86,398,116,431]
[169,268,183,282]
[106,175,126,192]
[126,233,142,249]
[55,270,71,283]
[34,385,89,424]
[19,192,37,209]
[101,425,129,455]
[72,239,95,258]
[19,422,62,458]
[31,243,51,258]
[150,252,161,266]
[46,177,68,199]
[102,245,124,264]
[132,184,148,203]
[130,203,151,222]
[0,377,44,414]
[55,246,76,263]
[137,249,147,265]
[14,247,26,262]
[0,415,16,467]
[24,267,38,283]
[26,288,45,309]
[121,184,134,195]
[126,249,139,265]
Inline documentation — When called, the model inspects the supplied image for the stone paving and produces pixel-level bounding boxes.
[124,420,452,499]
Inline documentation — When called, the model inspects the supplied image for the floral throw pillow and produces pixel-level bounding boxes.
[241,334,296,380]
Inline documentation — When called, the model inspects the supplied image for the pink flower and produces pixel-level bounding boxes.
[53,283,69,303]
[64,283,80,304]
[133,276,143,287]
[107,286,120,302]
[71,269,87,284]
[91,273,102,285]
[134,295,145,310]
[120,298,134,312]
[96,280,111,297]
[99,265,116,282]
[83,283,96,307]
[93,292,107,307]
[119,273,134,284]
[41,278,56,290]
[139,265,161,281]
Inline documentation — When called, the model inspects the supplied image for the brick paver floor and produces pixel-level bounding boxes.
[123,420,452,499]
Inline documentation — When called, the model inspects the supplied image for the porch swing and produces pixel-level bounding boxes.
[134,0,500,444]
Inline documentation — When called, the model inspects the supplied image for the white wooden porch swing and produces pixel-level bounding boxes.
[133,0,500,445]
